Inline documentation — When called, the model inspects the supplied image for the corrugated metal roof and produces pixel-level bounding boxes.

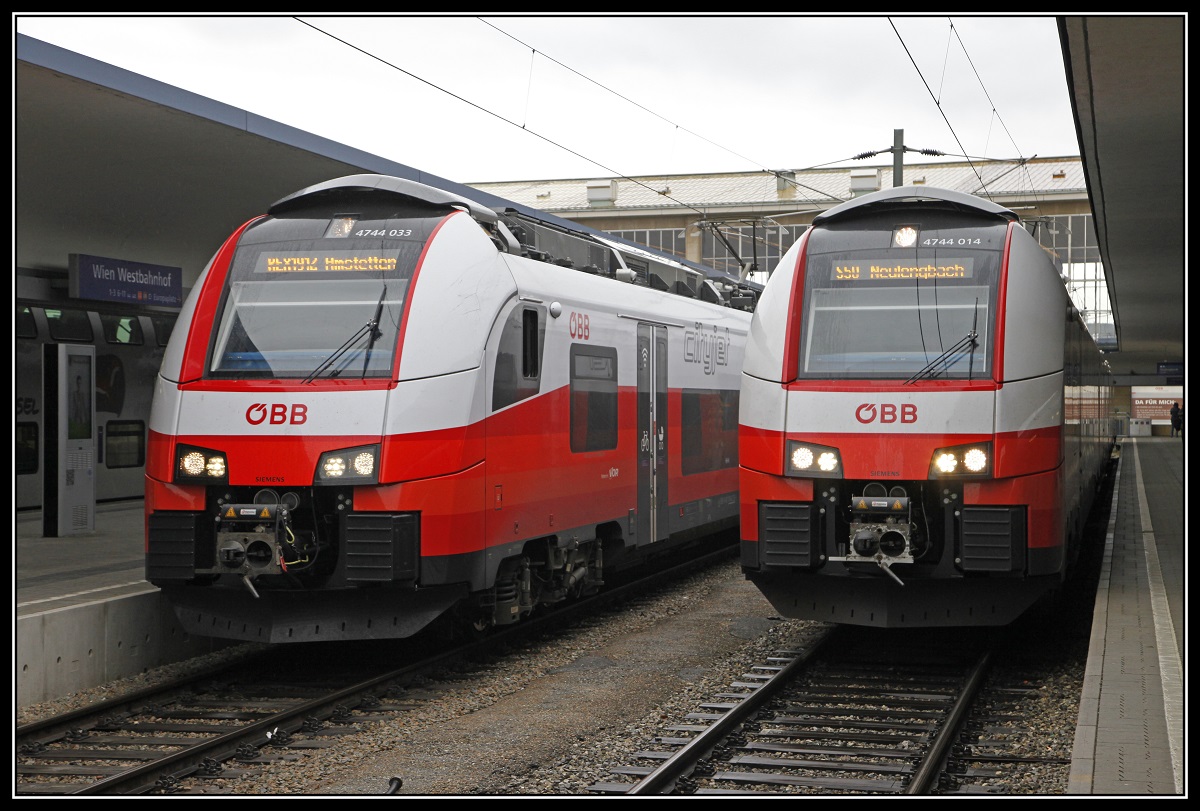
[468,157,1086,215]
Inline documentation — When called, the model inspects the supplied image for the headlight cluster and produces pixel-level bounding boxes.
[785,440,842,478]
[175,444,228,484]
[928,442,992,478]
[316,444,380,484]
[173,443,383,486]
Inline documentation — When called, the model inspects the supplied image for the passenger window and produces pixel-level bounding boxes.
[569,345,618,452]
[16,306,37,339]
[152,316,176,347]
[16,422,38,475]
[522,309,540,378]
[100,313,145,345]
[681,388,739,475]
[45,308,94,342]
[492,306,543,411]
[104,420,146,468]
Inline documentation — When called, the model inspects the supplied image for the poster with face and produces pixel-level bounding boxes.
[68,353,92,440]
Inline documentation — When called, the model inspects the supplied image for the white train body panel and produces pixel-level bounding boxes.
[385,369,488,438]
[396,213,517,382]
[996,374,1065,436]
[1002,229,1070,382]
[741,235,802,383]
[782,389,997,435]
[158,257,216,384]
[499,254,749,395]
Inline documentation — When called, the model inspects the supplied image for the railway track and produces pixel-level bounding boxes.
[16,539,737,795]
[588,623,1075,795]
[16,641,462,795]
[17,522,1091,796]
[581,457,1114,797]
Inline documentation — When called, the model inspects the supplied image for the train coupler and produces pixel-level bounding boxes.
[200,503,291,579]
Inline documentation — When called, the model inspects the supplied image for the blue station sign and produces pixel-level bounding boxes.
[69,253,183,308]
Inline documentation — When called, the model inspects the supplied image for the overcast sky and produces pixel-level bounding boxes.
[16,14,1085,186]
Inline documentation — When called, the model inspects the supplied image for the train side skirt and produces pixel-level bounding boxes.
[158,583,467,643]
[745,570,1059,628]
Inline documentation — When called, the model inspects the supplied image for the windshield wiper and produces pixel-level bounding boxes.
[302,285,388,384]
[903,330,977,385]
[361,285,387,379]
[904,298,980,385]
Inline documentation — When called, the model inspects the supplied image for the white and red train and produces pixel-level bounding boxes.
[738,186,1115,627]
[145,174,754,642]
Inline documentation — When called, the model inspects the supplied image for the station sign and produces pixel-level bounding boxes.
[69,253,183,308]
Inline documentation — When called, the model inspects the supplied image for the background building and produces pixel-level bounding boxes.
[470,154,1113,349]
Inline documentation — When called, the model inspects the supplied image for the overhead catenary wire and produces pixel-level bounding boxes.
[295,16,851,212]
[294,17,727,220]
[479,18,846,208]
[888,17,1043,202]
[485,16,1044,205]
[297,17,1043,226]
[888,17,985,193]
[946,19,1044,202]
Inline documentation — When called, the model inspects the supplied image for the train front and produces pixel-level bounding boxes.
[145,175,503,642]
[739,188,1070,627]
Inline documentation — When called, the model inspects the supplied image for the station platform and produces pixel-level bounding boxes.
[12,437,1185,795]
[1068,436,1185,796]
[15,500,234,711]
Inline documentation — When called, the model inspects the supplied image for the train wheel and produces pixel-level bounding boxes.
[469,614,494,636]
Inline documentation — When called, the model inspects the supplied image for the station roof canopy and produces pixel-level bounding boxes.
[14,18,1185,380]
[1058,16,1185,382]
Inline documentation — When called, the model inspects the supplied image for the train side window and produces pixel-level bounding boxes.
[569,344,618,452]
[16,422,39,475]
[152,316,175,347]
[522,309,540,378]
[44,308,94,342]
[16,306,37,339]
[104,420,146,469]
[100,313,145,345]
[492,306,544,411]
[722,389,739,431]
[680,388,739,475]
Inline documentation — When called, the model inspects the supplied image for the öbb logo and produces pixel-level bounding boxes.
[246,403,308,425]
[855,403,917,424]
[568,311,590,340]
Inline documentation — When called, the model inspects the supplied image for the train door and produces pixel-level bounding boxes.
[636,324,669,545]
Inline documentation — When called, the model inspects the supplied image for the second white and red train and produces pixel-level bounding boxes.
[738,186,1115,627]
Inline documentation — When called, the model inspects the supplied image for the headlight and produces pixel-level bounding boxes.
[175,443,228,484]
[316,444,380,484]
[928,442,992,478]
[785,440,842,478]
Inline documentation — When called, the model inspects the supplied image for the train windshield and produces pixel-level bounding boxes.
[798,214,1007,380]
[208,213,431,380]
